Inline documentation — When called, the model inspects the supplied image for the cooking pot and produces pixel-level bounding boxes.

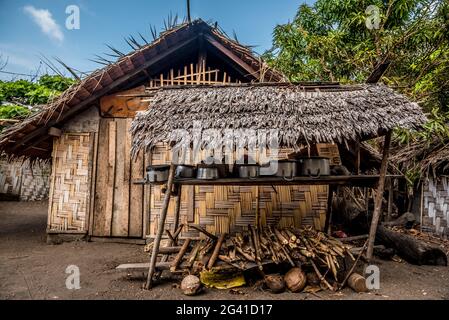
[175,165,196,179]
[202,157,230,178]
[298,157,330,178]
[146,165,170,182]
[196,166,219,180]
[275,160,298,181]
[237,164,260,179]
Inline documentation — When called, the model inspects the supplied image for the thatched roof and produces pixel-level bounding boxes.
[0,19,283,160]
[131,83,426,155]
[391,136,449,177]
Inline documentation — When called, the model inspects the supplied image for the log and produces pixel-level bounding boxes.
[207,233,226,269]
[347,273,368,293]
[170,238,191,272]
[383,212,416,229]
[336,186,447,266]
[376,225,447,266]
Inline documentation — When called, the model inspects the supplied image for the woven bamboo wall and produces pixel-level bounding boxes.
[148,144,329,238]
[47,133,92,231]
[0,158,50,201]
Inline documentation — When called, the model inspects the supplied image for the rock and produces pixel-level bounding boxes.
[264,274,285,293]
[284,267,307,292]
[306,272,320,286]
[180,275,202,296]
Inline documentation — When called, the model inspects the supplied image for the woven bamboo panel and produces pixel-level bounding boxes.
[48,133,91,231]
[0,158,50,200]
[316,143,341,165]
[0,159,22,195]
[148,144,328,238]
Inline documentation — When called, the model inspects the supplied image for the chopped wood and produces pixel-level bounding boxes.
[170,238,191,272]
[188,224,218,240]
[207,233,226,269]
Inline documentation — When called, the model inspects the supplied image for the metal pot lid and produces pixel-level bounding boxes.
[296,156,330,160]
[176,164,196,168]
[146,164,170,171]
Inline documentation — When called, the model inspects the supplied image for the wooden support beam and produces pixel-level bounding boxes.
[145,164,176,290]
[325,185,336,235]
[204,34,259,80]
[173,185,182,246]
[367,131,392,260]
[48,127,62,137]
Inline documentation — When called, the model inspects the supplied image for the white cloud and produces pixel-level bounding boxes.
[23,5,64,43]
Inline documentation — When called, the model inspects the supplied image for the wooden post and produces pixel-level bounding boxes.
[255,186,260,229]
[173,184,182,246]
[354,140,361,175]
[366,131,392,260]
[325,185,336,235]
[144,164,175,290]
[386,177,393,222]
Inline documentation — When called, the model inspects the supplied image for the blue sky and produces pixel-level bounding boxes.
[0,0,313,81]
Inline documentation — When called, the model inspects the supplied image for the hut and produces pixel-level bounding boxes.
[0,157,50,201]
[392,136,449,237]
[0,19,425,250]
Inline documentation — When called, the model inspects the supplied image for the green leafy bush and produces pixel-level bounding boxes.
[0,105,31,119]
[0,74,76,105]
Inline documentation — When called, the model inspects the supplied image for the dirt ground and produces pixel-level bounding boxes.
[1,201,448,300]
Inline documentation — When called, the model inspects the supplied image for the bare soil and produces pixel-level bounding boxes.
[0,201,448,300]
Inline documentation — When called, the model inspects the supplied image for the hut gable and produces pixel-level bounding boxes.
[0,19,283,160]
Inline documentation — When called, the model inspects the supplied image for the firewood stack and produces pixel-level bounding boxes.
[145,224,355,290]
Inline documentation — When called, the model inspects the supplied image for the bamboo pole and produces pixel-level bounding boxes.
[145,164,175,290]
[366,131,392,260]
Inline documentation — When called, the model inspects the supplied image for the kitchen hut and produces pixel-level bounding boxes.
[0,19,426,266]
[129,82,426,288]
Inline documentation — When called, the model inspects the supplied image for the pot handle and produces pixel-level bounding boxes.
[307,168,321,179]
[283,171,294,181]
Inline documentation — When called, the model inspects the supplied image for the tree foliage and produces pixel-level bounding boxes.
[0,74,75,106]
[264,0,449,114]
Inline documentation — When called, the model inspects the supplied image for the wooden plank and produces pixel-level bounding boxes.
[100,86,146,118]
[47,137,58,230]
[143,151,151,237]
[204,34,259,80]
[129,124,144,238]
[93,119,113,236]
[111,119,130,237]
[147,175,403,187]
[87,132,98,236]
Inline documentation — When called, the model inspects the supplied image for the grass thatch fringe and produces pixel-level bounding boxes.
[130,84,426,157]
[391,136,449,178]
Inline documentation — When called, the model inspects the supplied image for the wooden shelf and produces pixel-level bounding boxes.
[139,175,403,187]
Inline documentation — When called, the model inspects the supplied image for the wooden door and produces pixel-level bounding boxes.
[91,118,147,238]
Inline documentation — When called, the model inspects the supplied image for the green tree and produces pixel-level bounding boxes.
[264,0,449,113]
